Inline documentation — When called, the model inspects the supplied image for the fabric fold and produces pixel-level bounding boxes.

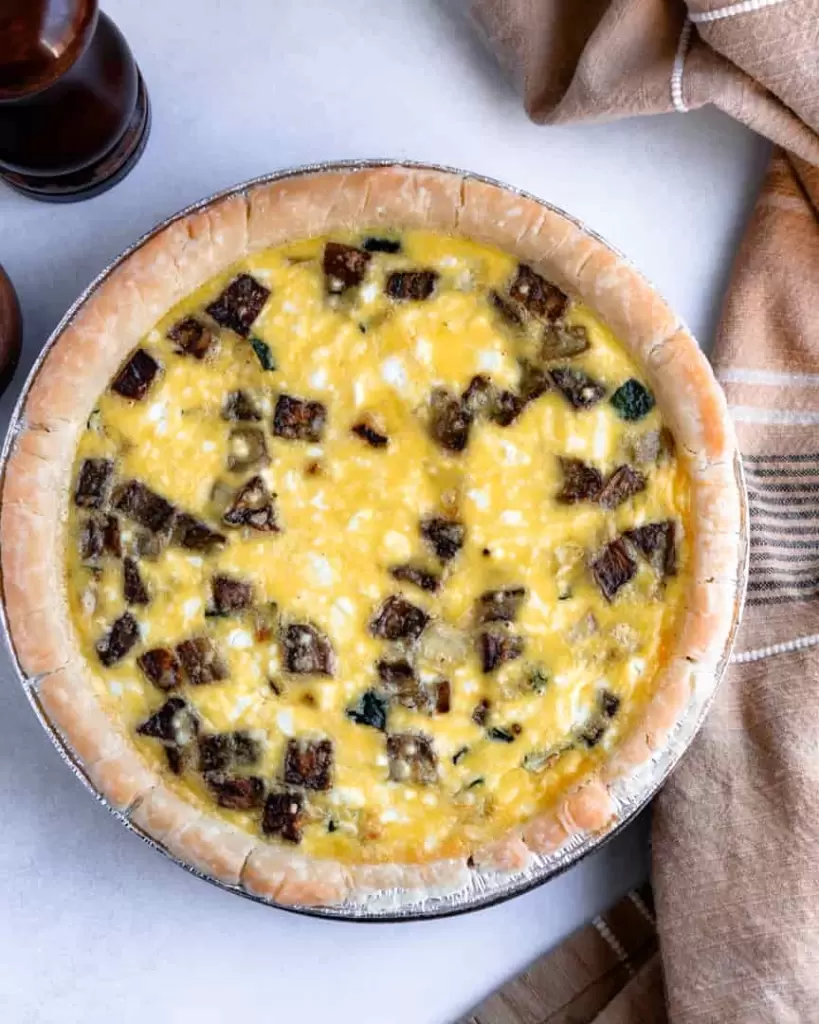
[470,0,819,161]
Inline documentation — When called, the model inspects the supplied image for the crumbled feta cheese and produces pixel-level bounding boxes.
[380,356,407,390]
[415,337,433,363]
[230,695,254,721]
[329,787,365,809]
[360,282,379,303]
[309,554,335,587]
[629,657,647,679]
[500,440,529,466]
[383,530,411,560]
[467,488,490,510]
[309,369,329,389]
[570,689,588,726]
[501,510,523,526]
[182,597,201,620]
[316,685,335,711]
[276,710,294,736]
[347,510,372,532]
[228,629,253,649]
[478,349,502,371]
[329,604,352,638]
[380,809,400,823]
[565,432,587,455]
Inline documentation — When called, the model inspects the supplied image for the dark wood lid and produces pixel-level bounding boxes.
[0,265,22,394]
[0,0,97,101]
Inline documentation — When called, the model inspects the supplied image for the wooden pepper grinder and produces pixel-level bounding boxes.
[0,266,22,395]
[0,0,150,202]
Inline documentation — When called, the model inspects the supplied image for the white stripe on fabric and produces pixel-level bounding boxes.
[720,366,819,387]
[730,405,819,425]
[690,0,791,23]
[752,563,819,577]
[732,632,819,664]
[753,557,819,565]
[592,916,634,975]
[745,475,819,488]
[671,18,693,113]
[628,890,656,925]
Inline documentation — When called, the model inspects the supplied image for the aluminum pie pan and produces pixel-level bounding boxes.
[0,159,749,921]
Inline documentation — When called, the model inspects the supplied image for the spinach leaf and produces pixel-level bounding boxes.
[346,689,388,732]
[610,378,655,421]
[487,726,516,743]
[249,335,276,372]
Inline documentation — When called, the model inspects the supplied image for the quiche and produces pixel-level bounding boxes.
[0,165,745,911]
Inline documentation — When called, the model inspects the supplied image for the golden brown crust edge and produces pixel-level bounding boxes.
[23,194,250,433]
[1,164,744,905]
[2,428,76,677]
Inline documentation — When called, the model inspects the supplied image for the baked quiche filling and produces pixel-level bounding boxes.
[65,230,690,866]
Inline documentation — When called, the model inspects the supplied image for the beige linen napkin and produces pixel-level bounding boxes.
[460,2,819,1021]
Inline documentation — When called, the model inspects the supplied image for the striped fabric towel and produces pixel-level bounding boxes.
[464,2,819,1021]
[459,885,665,1024]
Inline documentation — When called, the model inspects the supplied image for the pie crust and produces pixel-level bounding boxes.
[0,165,745,910]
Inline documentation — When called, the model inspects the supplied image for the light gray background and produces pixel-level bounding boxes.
[0,2,769,1022]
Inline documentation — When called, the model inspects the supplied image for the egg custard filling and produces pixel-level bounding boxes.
[65,230,690,866]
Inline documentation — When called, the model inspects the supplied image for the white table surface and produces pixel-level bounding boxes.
[0,3,770,1021]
